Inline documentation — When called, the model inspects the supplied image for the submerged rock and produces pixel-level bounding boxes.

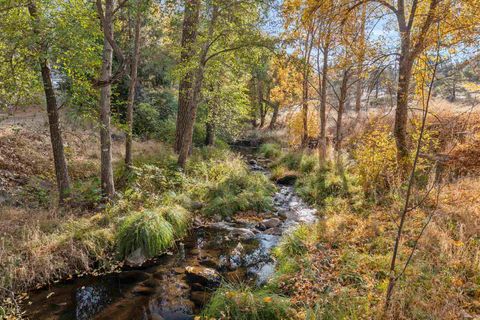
[185,266,221,288]
[125,247,147,267]
[76,285,110,320]
[118,270,150,284]
[131,284,156,296]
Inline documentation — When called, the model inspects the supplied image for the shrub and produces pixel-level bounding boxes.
[202,284,292,320]
[259,143,282,159]
[133,102,161,138]
[116,209,175,259]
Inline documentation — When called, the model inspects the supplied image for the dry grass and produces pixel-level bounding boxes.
[271,175,480,319]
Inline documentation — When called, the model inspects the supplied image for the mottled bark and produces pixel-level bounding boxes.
[28,1,70,204]
[175,0,201,154]
[394,53,414,161]
[98,0,115,198]
[318,45,329,164]
[125,9,142,169]
[335,70,350,153]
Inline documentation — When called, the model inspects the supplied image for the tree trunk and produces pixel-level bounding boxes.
[177,64,205,167]
[335,71,349,153]
[125,9,142,170]
[318,45,329,164]
[99,0,115,198]
[205,121,215,146]
[177,5,217,168]
[174,0,201,154]
[269,102,279,130]
[28,1,71,204]
[394,52,414,162]
[355,3,367,113]
[301,77,309,147]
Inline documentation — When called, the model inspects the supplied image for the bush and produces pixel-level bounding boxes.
[133,102,161,138]
[202,284,292,320]
[116,208,176,259]
[259,143,282,159]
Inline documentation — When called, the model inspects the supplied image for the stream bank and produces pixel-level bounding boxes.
[24,149,318,320]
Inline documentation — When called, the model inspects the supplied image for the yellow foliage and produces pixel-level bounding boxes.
[286,108,319,146]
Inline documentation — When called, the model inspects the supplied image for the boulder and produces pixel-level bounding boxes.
[262,218,281,229]
[191,201,204,210]
[229,228,255,240]
[263,227,282,235]
[185,266,221,288]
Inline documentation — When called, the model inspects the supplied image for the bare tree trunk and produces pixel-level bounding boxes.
[177,5,218,168]
[302,78,309,147]
[28,1,70,204]
[175,0,201,154]
[318,45,329,164]
[99,0,115,198]
[335,71,349,153]
[269,102,279,130]
[354,3,367,113]
[394,51,414,162]
[301,28,314,147]
[125,8,142,170]
[258,76,266,128]
[178,64,205,167]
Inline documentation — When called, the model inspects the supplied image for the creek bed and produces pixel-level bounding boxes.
[24,154,317,320]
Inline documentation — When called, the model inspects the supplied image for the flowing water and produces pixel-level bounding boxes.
[24,150,317,320]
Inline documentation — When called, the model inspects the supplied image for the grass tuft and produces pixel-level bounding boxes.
[116,209,175,259]
[202,283,293,320]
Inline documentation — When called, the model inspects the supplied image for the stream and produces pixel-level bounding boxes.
[24,150,317,320]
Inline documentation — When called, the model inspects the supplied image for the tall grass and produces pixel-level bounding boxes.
[116,208,176,259]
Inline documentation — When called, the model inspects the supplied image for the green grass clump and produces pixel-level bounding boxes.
[202,284,292,320]
[258,143,282,159]
[274,224,313,260]
[162,205,190,236]
[203,172,275,217]
[296,166,362,208]
[116,209,175,259]
[299,153,318,173]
